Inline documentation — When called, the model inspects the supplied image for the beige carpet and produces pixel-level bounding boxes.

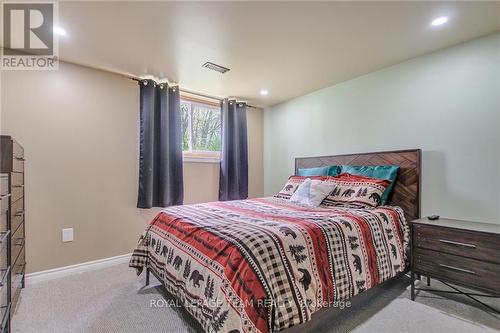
[353,298,498,333]
[12,263,500,333]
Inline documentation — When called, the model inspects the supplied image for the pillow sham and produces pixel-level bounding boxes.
[340,165,400,205]
[275,175,325,199]
[327,165,342,176]
[322,173,391,208]
[290,178,336,207]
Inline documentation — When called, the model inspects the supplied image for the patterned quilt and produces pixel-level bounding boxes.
[130,197,408,333]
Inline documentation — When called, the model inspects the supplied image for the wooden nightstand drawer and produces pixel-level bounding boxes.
[414,247,500,294]
[413,224,500,264]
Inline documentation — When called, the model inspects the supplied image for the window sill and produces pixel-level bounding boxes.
[183,151,221,164]
[183,156,220,164]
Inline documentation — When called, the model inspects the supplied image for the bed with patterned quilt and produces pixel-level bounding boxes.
[129,197,409,333]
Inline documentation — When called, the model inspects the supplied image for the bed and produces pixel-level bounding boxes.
[130,149,421,333]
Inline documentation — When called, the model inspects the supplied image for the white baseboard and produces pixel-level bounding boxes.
[25,253,132,285]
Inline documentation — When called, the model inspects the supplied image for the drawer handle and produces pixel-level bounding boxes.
[14,156,25,161]
[15,210,25,217]
[0,194,11,200]
[439,239,476,248]
[439,263,476,275]
[0,231,10,244]
[12,185,24,188]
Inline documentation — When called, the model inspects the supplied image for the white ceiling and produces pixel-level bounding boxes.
[56,1,500,107]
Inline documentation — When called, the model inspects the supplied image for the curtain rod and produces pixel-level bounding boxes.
[129,76,259,109]
[130,76,218,101]
[57,59,260,109]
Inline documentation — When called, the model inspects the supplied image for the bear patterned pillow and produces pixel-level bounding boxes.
[290,178,336,207]
[275,175,326,199]
[322,173,391,208]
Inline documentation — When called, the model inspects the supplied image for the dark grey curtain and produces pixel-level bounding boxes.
[219,99,248,201]
[137,79,183,208]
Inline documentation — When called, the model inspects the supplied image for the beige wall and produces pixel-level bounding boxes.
[0,62,264,273]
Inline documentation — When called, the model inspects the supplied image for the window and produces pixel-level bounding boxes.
[181,96,221,162]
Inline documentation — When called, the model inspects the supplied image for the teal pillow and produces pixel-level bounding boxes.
[327,165,341,176]
[297,165,341,177]
[340,165,400,205]
[297,166,330,176]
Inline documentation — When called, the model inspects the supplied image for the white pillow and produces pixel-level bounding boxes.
[290,178,336,207]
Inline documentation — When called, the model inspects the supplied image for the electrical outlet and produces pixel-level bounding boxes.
[62,228,74,242]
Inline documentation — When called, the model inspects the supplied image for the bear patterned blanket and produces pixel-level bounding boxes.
[130,197,408,333]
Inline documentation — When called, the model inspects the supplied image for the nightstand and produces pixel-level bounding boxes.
[410,218,500,314]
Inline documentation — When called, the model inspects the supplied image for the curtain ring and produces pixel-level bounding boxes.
[159,84,164,89]
[143,80,148,86]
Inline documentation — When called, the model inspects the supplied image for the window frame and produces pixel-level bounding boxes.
[180,94,222,164]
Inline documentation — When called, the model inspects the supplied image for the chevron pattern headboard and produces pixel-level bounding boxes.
[295,149,421,221]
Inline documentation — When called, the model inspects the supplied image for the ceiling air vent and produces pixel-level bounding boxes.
[202,62,230,74]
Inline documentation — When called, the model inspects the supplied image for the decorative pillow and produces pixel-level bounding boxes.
[297,165,341,177]
[275,175,326,199]
[340,165,400,205]
[322,173,391,208]
[297,166,329,176]
[290,178,336,207]
[327,165,342,176]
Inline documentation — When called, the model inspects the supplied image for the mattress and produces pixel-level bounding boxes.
[130,197,409,333]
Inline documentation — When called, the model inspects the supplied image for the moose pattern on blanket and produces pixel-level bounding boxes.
[129,198,408,333]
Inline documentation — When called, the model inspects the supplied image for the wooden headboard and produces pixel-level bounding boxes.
[295,149,421,220]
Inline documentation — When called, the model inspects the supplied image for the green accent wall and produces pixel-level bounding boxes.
[264,33,500,223]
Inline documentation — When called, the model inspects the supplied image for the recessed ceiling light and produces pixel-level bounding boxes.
[431,17,448,26]
[260,90,268,96]
[53,26,67,36]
